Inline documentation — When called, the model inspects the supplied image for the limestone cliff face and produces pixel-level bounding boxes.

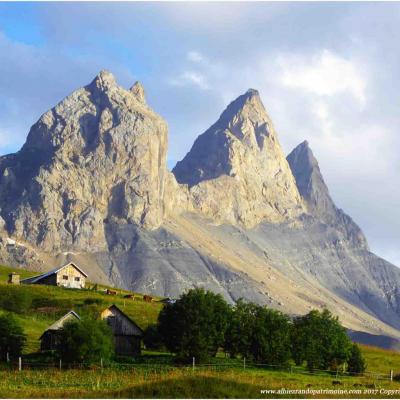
[287,141,368,249]
[0,71,168,252]
[173,90,305,227]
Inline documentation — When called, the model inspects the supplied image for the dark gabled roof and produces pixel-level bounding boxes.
[21,262,88,284]
[39,310,81,339]
[103,304,144,335]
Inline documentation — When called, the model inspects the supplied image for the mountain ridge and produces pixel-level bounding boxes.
[1,70,400,345]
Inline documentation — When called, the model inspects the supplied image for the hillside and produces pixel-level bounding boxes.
[0,265,162,353]
[3,264,400,398]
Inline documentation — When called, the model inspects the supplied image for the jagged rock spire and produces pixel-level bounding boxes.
[287,140,337,219]
[287,140,368,248]
[172,89,305,227]
[173,88,278,186]
[130,81,146,104]
[89,70,117,91]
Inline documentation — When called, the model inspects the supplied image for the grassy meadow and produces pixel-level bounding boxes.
[3,364,400,399]
[2,264,400,398]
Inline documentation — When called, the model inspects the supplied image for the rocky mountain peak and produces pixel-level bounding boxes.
[287,141,368,248]
[0,71,169,252]
[130,81,146,104]
[89,69,117,91]
[172,89,305,227]
[214,88,273,150]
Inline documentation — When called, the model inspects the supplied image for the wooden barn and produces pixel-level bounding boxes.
[40,310,81,351]
[100,305,143,357]
[21,262,87,289]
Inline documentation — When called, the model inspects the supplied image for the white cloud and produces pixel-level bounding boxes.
[278,49,367,107]
[168,71,210,90]
[187,51,206,63]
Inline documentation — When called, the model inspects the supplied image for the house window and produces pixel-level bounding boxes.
[74,277,80,282]
[62,275,68,280]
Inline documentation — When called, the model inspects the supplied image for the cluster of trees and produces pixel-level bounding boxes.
[145,288,366,373]
[0,313,114,364]
[0,287,366,373]
[57,319,114,364]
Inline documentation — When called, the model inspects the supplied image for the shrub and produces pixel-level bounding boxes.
[0,286,33,313]
[57,318,114,364]
[158,288,231,362]
[0,313,26,360]
[83,298,103,306]
[32,297,73,310]
[347,343,366,374]
[291,309,352,371]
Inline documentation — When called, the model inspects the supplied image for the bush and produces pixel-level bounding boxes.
[225,300,291,365]
[57,318,114,364]
[158,288,231,362]
[0,313,26,360]
[347,343,366,374]
[0,286,33,313]
[32,297,74,310]
[291,309,351,371]
[83,298,103,306]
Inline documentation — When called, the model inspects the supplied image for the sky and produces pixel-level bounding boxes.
[0,2,399,266]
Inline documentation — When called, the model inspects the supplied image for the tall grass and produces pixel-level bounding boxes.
[1,367,400,399]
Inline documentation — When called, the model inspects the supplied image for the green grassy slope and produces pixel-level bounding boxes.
[1,265,400,377]
[0,265,162,353]
[362,345,400,375]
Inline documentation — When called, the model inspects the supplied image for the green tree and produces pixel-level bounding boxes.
[224,300,257,358]
[347,343,366,374]
[143,324,164,350]
[225,300,291,365]
[291,309,351,371]
[57,318,114,364]
[0,313,26,360]
[158,288,231,362]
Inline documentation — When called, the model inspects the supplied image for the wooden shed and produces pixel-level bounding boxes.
[100,305,143,357]
[40,310,81,351]
[21,262,87,289]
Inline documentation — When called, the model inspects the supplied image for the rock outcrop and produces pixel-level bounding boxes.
[0,71,168,252]
[173,89,305,227]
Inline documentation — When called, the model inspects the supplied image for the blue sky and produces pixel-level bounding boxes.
[0,2,400,266]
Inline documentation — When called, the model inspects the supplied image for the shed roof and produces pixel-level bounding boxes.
[21,262,88,284]
[40,310,81,339]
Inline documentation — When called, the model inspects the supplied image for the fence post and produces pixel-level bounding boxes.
[18,357,22,371]
[243,357,246,370]
[192,357,195,372]
[59,359,62,371]
[101,358,103,370]
[390,370,393,382]
[6,352,9,363]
